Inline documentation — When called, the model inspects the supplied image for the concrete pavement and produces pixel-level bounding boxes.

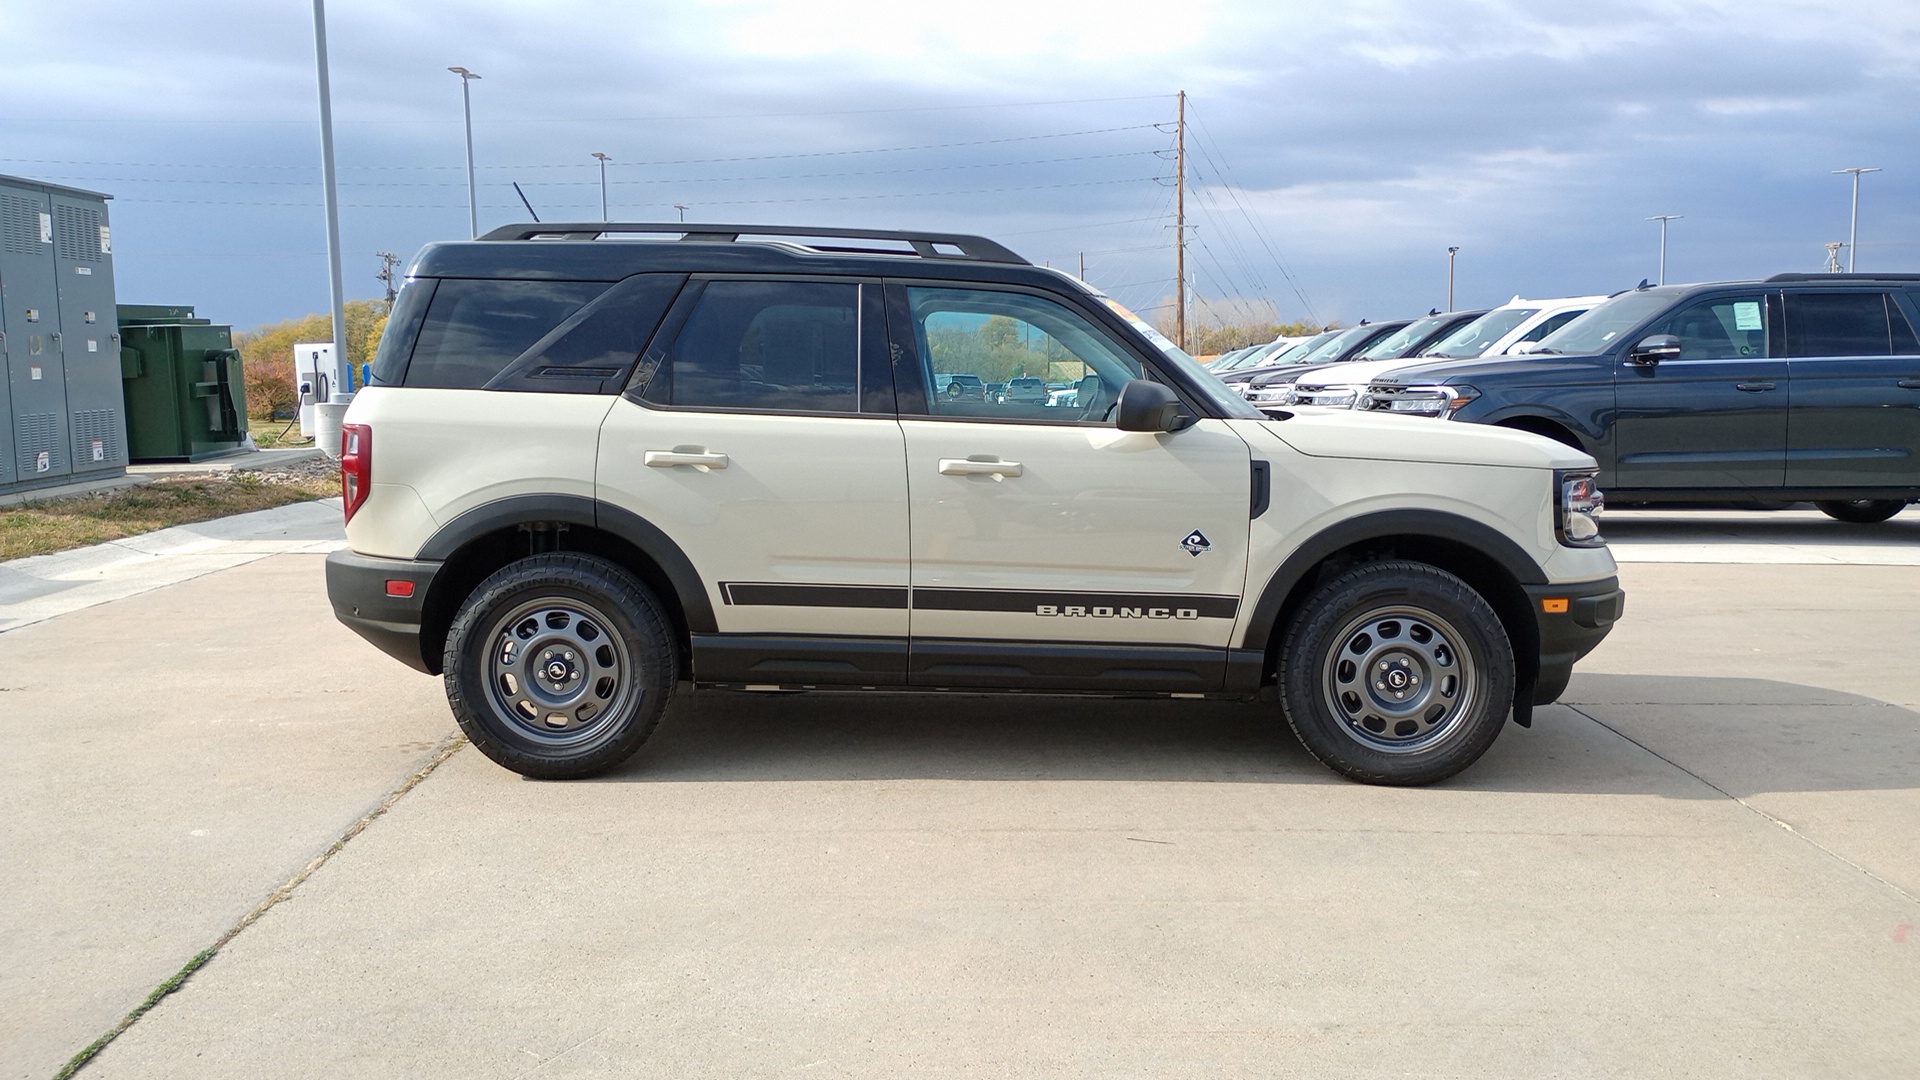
[3,511,1917,1078]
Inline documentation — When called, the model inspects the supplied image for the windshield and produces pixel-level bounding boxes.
[1222,340,1288,370]
[1426,308,1537,358]
[1099,297,1262,418]
[1355,316,1448,361]
[1293,324,1380,365]
[1535,291,1676,354]
[1252,332,1335,368]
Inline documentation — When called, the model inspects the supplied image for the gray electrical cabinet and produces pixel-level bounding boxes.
[0,174,127,495]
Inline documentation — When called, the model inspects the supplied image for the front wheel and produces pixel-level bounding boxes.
[444,554,677,779]
[1815,499,1906,524]
[1278,561,1514,786]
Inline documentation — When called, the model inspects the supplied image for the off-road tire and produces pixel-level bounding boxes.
[444,554,676,779]
[1278,561,1514,786]
[1815,499,1906,524]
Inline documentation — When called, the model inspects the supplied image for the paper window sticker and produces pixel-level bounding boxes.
[1733,302,1763,331]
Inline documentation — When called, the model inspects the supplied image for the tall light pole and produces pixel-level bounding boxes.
[1648,215,1682,284]
[1446,246,1459,310]
[311,1,347,384]
[1833,166,1880,272]
[591,152,611,221]
[448,66,481,238]
[674,203,688,222]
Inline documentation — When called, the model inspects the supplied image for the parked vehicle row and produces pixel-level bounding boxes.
[1209,274,1920,522]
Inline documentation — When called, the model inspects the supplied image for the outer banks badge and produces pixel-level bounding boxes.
[1180,529,1211,557]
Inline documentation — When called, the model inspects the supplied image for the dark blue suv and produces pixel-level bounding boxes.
[1360,273,1920,522]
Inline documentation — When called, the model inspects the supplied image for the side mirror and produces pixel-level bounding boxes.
[1115,379,1185,432]
[1627,334,1682,366]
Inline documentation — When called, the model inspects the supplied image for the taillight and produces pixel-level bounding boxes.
[341,423,372,524]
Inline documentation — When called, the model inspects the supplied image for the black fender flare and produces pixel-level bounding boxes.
[418,493,718,633]
[1240,508,1547,656]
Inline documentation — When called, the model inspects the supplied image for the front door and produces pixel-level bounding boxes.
[1613,292,1787,492]
[598,277,911,683]
[888,283,1252,691]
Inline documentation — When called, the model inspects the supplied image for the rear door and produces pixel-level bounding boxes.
[1782,290,1920,488]
[597,277,912,681]
[1612,291,1788,491]
[888,283,1252,691]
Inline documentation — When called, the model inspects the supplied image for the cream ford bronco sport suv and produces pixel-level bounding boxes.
[326,224,1623,786]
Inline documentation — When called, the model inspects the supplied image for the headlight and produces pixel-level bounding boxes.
[1555,469,1605,547]
[1358,384,1479,417]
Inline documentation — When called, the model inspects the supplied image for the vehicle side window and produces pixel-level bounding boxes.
[404,279,610,389]
[1891,298,1920,354]
[1785,292,1894,357]
[905,287,1141,424]
[1647,295,1769,360]
[643,280,859,412]
[485,274,686,394]
[1520,310,1582,343]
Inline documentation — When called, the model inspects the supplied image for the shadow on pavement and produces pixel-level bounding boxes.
[570,673,1920,798]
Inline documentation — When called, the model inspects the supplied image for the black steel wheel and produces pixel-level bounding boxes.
[444,554,676,779]
[1814,499,1906,524]
[1278,561,1514,786]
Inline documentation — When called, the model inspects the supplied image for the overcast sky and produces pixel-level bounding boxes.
[3,0,1914,333]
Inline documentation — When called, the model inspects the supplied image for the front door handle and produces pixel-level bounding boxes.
[1735,381,1776,392]
[645,449,729,470]
[1898,378,1920,389]
[939,457,1023,478]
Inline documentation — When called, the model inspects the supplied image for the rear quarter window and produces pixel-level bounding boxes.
[401,278,609,389]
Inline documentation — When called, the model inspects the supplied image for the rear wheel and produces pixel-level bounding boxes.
[1814,499,1905,524]
[1278,561,1514,786]
[444,554,676,779]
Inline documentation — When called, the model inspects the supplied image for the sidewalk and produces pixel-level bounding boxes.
[0,498,348,634]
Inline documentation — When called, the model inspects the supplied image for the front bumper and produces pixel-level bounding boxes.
[1524,576,1624,706]
[324,549,443,673]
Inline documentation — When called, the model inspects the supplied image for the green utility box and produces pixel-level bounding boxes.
[118,305,249,462]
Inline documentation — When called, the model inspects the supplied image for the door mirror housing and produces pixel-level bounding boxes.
[1628,334,1682,365]
[1114,379,1186,432]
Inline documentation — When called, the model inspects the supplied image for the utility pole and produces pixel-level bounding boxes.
[674,203,689,223]
[376,251,400,303]
[1078,251,1085,281]
[591,152,611,221]
[1833,166,1880,272]
[1175,89,1187,352]
[311,0,348,377]
[1648,215,1681,284]
[448,67,482,238]
[1446,246,1459,311]
[1825,242,1845,273]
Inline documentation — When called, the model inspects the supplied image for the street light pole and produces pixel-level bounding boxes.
[674,204,688,223]
[448,67,481,238]
[311,0,348,384]
[1648,215,1682,285]
[1832,167,1881,272]
[591,152,611,222]
[1446,246,1459,310]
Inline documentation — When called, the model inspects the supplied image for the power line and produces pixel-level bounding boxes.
[0,94,1170,127]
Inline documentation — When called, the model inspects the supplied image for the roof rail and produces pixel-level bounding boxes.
[1765,272,1920,283]
[474,222,1029,265]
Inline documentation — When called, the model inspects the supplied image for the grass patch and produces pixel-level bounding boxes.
[1,471,340,562]
[247,414,315,450]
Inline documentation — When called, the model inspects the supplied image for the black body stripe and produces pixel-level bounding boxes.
[721,583,909,609]
[720,582,1239,619]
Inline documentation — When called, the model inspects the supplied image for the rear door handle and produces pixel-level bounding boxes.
[1735,381,1776,392]
[644,449,729,469]
[1899,378,1920,389]
[938,457,1023,478]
